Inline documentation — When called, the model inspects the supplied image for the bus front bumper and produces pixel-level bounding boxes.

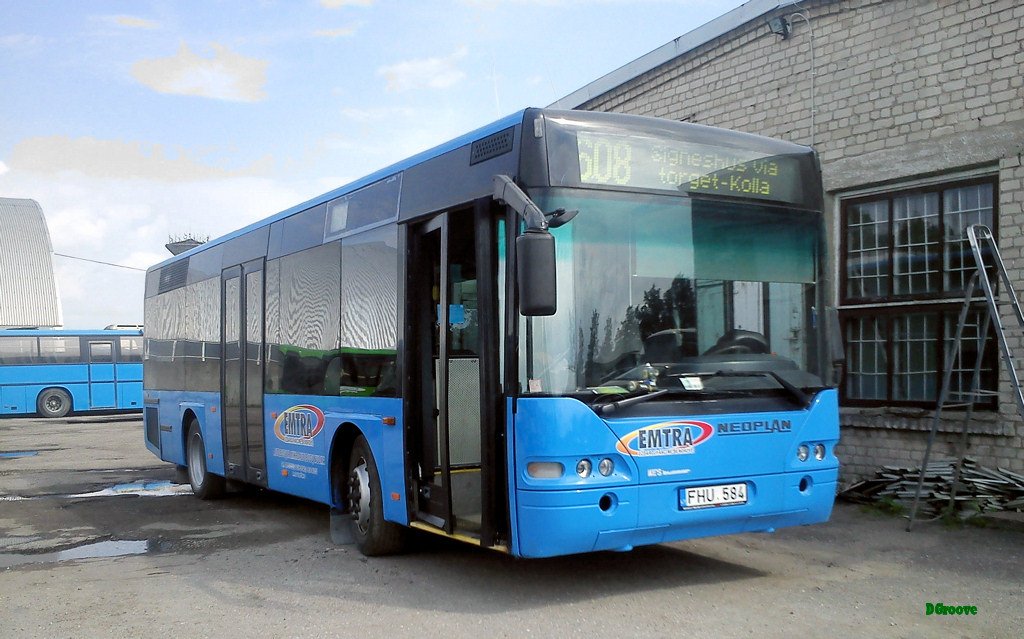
[514,468,836,558]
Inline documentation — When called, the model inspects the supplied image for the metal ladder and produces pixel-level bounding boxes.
[907,224,1024,529]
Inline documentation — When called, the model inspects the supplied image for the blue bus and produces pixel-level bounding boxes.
[143,109,839,558]
[0,328,143,418]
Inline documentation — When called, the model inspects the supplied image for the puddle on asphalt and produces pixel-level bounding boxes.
[1,481,189,567]
[1,481,193,502]
[68,481,193,499]
[0,539,150,569]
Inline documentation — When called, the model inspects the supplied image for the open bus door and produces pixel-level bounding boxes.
[404,201,507,548]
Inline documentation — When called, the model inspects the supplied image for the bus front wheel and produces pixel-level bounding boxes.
[186,420,225,499]
[346,435,405,556]
[36,388,72,418]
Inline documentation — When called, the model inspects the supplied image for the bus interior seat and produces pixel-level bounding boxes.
[702,329,770,355]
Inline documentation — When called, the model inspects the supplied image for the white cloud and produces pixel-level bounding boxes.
[338,105,417,122]
[0,160,8,176]
[132,43,268,102]
[0,33,44,50]
[115,16,160,29]
[7,135,272,182]
[378,45,469,93]
[314,27,355,37]
[0,169,311,328]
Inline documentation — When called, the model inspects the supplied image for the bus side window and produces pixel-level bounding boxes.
[280,352,327,395]
[0,337,38,365]
[323,355,342,395]
[120,337,143,363]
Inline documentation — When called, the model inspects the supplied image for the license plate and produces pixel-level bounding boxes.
[680,482,747,510]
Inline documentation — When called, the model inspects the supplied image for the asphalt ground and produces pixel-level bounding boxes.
[0,413,1021,638]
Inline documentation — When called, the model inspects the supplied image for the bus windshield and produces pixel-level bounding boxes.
[522,188,823,399]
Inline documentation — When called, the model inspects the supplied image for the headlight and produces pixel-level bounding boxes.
[527,462,564,478]
[814,443,826,461]
[576,459,592,478]
[797,444,809,462]
[598,458,614,476]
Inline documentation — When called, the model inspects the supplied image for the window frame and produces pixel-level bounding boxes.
[838,175,999,409]
[840,176,999,306]
[840,304,998,409]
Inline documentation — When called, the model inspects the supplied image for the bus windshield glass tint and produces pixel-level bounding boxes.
[520,189,821,397]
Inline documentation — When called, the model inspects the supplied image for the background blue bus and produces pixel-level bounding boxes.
[144,108,839,558]
[0,328,143,418]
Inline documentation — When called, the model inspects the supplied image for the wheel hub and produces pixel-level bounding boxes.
[188,433,205,488]
[348,462,371,534]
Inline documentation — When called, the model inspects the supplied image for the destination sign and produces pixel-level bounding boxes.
[576,130,804,204]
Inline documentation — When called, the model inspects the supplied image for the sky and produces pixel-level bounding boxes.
[0,0,749,329]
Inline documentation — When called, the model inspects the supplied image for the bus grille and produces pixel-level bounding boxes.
[470,127,514,165]
[157,259,189,294]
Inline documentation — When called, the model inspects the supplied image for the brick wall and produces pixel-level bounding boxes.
[576,0,1024,482]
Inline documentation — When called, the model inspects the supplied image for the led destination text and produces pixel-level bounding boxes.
[576,130,803,204]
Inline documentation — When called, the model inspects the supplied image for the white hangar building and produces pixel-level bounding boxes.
[0,197,62,328]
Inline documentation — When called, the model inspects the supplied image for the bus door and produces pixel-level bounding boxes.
[222,260,268,487]
[86,340,116,409]
[405,204,505,547]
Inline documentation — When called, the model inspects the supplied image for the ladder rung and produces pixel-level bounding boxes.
[939,402,976,409]
[940,391,1001,407]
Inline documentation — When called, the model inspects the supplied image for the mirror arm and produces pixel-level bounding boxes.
[493,175,548,232]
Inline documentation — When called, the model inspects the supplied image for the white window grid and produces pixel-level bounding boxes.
[893,193,940,296]
[846,201,889,299]
[946,308,996,405]
[892,313,938,401]
[943,184,995,291]
[845,316,887,400]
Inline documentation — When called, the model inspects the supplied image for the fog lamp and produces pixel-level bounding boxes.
[814,443,826,461]
[797,444,809,462]
[576,459,592,478]
[598,458,614,476]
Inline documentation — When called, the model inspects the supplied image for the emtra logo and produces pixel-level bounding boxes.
[616,420,714,457]
[273,405,325,447]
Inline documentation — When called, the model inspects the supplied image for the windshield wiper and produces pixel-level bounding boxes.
[708,370,811,408]
[593,384,764,416]
[594,388,670,416]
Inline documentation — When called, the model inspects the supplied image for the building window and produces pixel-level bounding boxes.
[840,177,997,407]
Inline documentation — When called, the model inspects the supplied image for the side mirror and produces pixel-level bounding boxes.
[517,230,556,316]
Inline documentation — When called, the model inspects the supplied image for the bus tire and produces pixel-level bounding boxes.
[347,435,405,556]
[186,420,226,499]
[36,388,72,418]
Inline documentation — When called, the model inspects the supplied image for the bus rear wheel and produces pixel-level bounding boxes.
[346,435,405,556]
[186,420,225,499]
[36,388,72,418]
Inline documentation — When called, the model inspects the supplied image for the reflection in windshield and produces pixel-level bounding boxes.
[523,189,820,397]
